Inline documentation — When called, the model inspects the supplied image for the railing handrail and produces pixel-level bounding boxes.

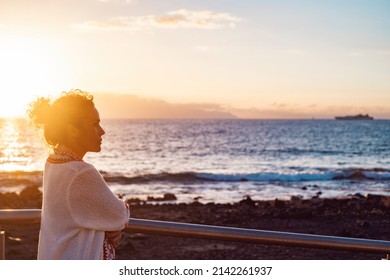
[0,209,42,224]
[1,209,390,256]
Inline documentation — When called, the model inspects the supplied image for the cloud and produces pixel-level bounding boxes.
[155,9,242,29]
[271,103,288,108]
[72,9,242,31]
[72,18,134,31]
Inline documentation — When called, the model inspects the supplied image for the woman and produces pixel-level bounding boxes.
[28,89,130,260]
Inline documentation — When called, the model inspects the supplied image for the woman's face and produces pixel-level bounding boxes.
[76,106,105,154]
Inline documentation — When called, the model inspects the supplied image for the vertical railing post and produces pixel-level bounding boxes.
[0,225,5,260]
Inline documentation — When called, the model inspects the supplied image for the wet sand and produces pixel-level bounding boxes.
[1,187,389,260]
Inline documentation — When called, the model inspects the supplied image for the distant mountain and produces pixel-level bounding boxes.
[91,93,388,120]
[93,93,237,119]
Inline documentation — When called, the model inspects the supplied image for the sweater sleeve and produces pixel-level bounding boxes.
[68,166,130,231]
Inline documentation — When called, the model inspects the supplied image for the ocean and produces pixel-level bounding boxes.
[1,118,390,203]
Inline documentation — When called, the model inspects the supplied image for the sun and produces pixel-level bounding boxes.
[0,35,73,118]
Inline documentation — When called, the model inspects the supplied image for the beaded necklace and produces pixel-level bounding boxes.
[47,144,83,164]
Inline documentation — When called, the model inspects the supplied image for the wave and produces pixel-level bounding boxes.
[0,170,43,187]
[2,168,390,188]
[102,168,390,185]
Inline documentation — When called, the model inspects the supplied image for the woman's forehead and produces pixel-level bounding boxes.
[83,106,100,121]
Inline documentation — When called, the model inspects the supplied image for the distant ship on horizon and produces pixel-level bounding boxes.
[335,114,374,120]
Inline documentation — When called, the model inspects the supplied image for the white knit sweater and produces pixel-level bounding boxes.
[37,161,130,260]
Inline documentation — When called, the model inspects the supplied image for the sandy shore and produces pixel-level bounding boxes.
[1,186,389,260]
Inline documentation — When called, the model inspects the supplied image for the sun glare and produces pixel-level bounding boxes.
[0,36,72,118]
[0,119,24,171]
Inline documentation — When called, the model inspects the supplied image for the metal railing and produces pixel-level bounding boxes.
[1,209,390,260]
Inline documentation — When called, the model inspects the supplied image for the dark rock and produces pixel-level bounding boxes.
[19,185,41,201]
[19,185,42,208]
[116,234,136,251]
[347,200,361,210]
[358,220,370,228]
[0,192,23,209]
[380,196,390,208]
[310,197,322,204]
[147,193,177,201]
[274,199,285,208]
[127,198,142,205]
[352,193,365,199]
[239,196,255,206]
[129,233,147,240]
[339,229,352,237]
[365,194,383,203]
[163,193,177,201]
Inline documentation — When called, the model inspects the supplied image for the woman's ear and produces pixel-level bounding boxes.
[66,124,80,138]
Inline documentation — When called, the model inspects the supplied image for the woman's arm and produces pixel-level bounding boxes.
[68,166,130,231]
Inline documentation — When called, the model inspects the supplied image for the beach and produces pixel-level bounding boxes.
[1,186,389,260]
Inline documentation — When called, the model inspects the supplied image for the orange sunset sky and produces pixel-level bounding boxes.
[0,0,390,119]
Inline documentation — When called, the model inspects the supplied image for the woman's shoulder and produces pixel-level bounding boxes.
[70,161,101,175]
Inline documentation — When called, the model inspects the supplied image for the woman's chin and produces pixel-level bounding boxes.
[90,146,102,153]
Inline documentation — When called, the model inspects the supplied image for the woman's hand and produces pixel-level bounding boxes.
[105,230,122,248]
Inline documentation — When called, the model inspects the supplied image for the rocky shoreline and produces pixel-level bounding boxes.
[1,186,389,260]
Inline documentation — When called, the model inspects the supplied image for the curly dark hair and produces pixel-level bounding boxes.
[27,89,95,147]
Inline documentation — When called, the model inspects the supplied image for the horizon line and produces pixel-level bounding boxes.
[3,117,389,121]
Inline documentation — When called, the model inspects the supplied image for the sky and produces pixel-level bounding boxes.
[0,0,390,119]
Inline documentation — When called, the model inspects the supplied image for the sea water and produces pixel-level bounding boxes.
[1,119,390,203]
